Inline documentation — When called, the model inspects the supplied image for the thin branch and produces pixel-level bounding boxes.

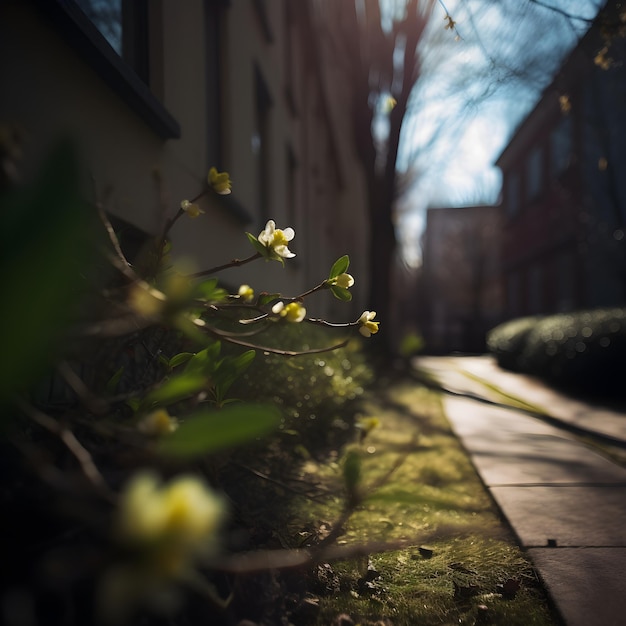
[194,318,350,355]
[527,0,595,23]
[56,361,109,415]
[15,398,113,496]
[188,252,262,278]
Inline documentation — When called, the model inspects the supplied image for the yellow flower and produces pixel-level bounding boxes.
[128,282,167,318]
[116,473,226,564]
[558,94,571,114]
[180,199,204,218]
[272,301,306,323]
[332,273,355,289]
[238,284,255,302]
[208,167,232,195]
[358,310,379,337]
[356,416,380,435]
[258,220,296,259]
[138,409,179,436]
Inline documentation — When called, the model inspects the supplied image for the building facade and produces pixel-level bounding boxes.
[420,205,503,353]
[0,0,370,318]
[496,9,626,319]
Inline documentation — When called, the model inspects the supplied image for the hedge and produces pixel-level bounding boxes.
[487,308,626,396]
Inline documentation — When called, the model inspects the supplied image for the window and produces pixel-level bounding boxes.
[551,115,572,176]
[34,0,179,139]
[505,171,521,218]
[75,0,150,83]
[526,146,543,200]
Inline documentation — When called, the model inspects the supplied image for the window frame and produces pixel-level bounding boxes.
[550,114,572,178]
[526,146,543,201]
[32,0,180,140]
[505,170,521,218]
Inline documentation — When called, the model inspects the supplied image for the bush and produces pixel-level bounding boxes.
[487,308,626,396]
[232,324,372,453]
[486,316,541,371]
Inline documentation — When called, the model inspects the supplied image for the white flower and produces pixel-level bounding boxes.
[238,284,255,302]
[180,199,204,218]
[333,273,355,289]
[272,301,306,323]
[358,310,379,337]
[258,220,296,259]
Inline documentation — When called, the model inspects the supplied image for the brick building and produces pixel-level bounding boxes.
[497,8,626,318]
[421,204,503,353]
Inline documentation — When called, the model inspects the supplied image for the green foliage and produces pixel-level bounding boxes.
[487,308,626,395]
[486,316,542,371]
[192,277,228,302]
[158,403,281,458]
[328,255,353,301]
[328,255,350,279]
[1,138,379,626]
[330,284,352,301]
[0,140,99,404]
[342,446,362,504]
[399,330,425,357]
[231,323,373,451]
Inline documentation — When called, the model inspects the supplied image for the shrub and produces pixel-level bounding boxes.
[487,308,626,396]
[486,316,541,371]
[521,308,626,395]
[232,324,373,453]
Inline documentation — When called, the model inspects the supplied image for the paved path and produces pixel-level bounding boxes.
[414,355,626,626]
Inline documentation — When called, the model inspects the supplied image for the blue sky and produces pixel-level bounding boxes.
[396,0,604,266]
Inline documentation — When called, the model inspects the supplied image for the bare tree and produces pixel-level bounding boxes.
[316,0,437,356]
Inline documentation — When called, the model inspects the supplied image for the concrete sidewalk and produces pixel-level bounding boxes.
[415,356,626,626]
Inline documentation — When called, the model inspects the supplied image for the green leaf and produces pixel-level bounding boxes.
[106,366,125,395]
[343,447,362,493]
[126,397,141,413]
[158,403,281,458]
[213,349,256,400]
[0,139,101,404]
[328,255,350,279]
[193,278,217,298]
[142,373,208,409]
[330,285,353,302]
[258,292,281,306]
[184,342,221,376]
[246,232,269,257]
[169,352,195,369]
[193,279,228,303]
[229,349,256,372]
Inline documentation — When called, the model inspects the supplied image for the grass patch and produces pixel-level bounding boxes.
[293,380,558,625]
